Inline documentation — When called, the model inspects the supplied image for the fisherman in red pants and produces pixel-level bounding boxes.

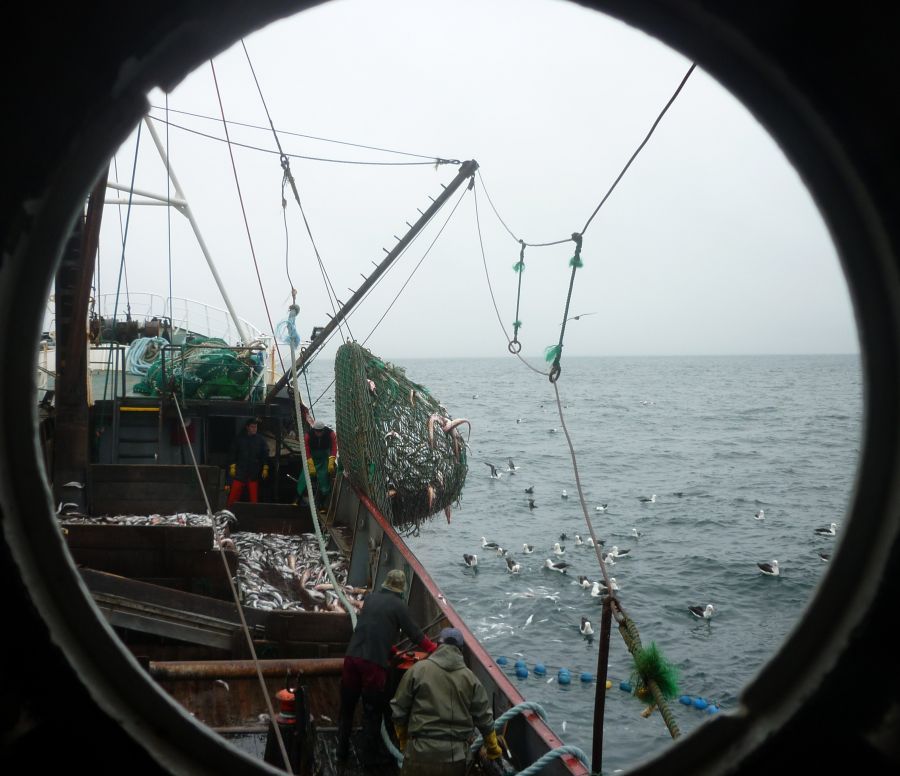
[226,417,269,506]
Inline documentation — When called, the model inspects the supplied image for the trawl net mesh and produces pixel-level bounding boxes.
[334,343,468,529]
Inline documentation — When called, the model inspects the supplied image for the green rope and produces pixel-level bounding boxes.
[510,240,526,351]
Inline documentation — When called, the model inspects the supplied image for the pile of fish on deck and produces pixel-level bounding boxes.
[58,509,365,614]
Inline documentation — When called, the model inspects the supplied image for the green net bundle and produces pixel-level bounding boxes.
[134,337,264,400]
[334,342,468,529]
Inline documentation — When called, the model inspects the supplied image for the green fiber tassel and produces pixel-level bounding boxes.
[569,255,584,268]
[513,320,522,331]
[630,642,680,699]
[544,344,562,364]
[512,261,525,273]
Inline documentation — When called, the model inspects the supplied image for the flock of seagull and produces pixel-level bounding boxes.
[472,467,843,629]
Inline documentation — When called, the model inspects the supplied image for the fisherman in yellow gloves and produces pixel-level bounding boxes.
[226,417,270,507]
[297,418,338,507]
[390,627,503,775]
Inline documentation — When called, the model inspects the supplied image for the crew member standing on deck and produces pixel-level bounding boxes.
[390,627,503,776]
[297,418,337,507]
[338,569,438,767]
[226,417,269,506]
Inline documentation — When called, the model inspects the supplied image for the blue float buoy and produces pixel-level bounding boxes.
[679,695,693,706]
[693,697,708,710]
[619,681,633,693]
[707,704,719,714]
[580,672,593,683]
[558,669,572,685]
[497,656,508,666]
[515,665,529,678]
[534,663,547,676]
[514,660,526,670]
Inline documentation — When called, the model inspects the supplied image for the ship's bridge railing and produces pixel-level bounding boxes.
[94,293,270,347]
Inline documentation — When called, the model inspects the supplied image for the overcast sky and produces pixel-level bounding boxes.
[91,0,859,362]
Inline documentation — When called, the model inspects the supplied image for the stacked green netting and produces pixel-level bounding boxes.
[334,342,468,529]
[133,337,264,400]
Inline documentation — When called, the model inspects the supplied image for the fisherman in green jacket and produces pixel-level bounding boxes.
[390,627,503,775]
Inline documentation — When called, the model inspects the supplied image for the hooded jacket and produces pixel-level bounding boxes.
[390,644,494,763]
[345,589,425,667]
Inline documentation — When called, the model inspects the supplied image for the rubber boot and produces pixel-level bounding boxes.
[359,690,390,768]
[337,686,358,762]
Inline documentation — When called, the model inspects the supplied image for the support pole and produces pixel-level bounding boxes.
[266,159,479,401]
[592,596,612,774]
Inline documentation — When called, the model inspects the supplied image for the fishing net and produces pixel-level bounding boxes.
[334,342,468,529]
[133,336,264,400]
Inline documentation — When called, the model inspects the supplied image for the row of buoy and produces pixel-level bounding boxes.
[495,656,720,712]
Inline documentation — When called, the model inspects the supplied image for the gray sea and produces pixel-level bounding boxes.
[337,354,863,773]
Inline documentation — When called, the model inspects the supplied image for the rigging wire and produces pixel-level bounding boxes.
[165,93,174,332]
[148,104,459,164]
[144,116,444,166]
[169,396,294,773]
[209,60,286,372]
[580,63,695,235]
[472,186,550,377]
[239,39,353,346]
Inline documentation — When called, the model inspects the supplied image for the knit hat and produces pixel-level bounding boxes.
[382,569,407,594]
[312,419,326,430]
[437,627,465,648]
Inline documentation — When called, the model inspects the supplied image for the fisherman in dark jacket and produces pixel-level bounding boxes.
[391,627,502,775]
[226,417,269,506]
[338,569,438,766]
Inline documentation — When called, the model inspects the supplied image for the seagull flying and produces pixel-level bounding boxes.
[507,458,519,473]
[485,462,502,479]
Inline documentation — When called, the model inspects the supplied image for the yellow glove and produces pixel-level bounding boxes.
[483,729,502,760]
[261,464,269,480]
[328,455,336,475]
[307,457,316,476]
[393,723,408,752]
[228,463,236,478]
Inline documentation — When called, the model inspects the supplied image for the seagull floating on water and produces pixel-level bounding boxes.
[591,578,619,596]
[754,509,765,520]
[481,537,500,550]
[528,499,537,510]
[561,489,568,499]
[506,557,521,574]
[559,533,568,541]
[595,503,608,512]
[577,575,593,589]
[689,604,715,620]
[580,617,594,637]
[524,486,534,494]
[485,462,502,479]
[818,552,831,562]
[639,494,657,504]
[758,559,780,576]
[814,522,837,536]
[522,543,534,554]
[552,542,566,556]
[631,527,643,539]
[584,536,596,548]
[496,546,508,557]
[463,554,478,567]
[609,545,630,558]
[601,553,616,566]
[574,534,583,546]
[544,558,571,574]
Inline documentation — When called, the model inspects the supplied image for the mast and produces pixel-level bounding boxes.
[140,116,250,344]
[266,159,479,400]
